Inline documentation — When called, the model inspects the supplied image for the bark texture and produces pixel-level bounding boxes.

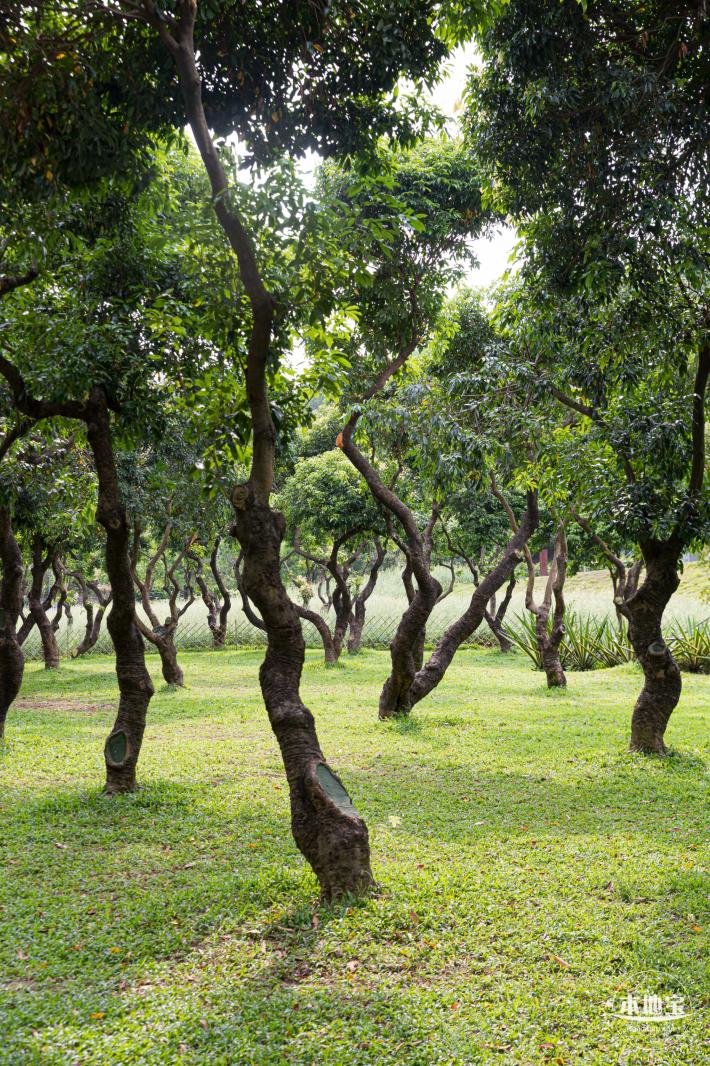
[485,576,516,653]
[626,540,682,754]
[573,514,684,754]
[407,491,538,707]
[28,535,60,670]
[524,524,568,688]
[192,535,231,647]
[0,508,24,739]
[347,539,385,654]
[295,536,365,665]
[86,389,154,793]
[72,574,112,657]
[131,520,195,686]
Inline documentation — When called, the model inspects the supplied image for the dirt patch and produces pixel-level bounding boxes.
[15,698,114,714]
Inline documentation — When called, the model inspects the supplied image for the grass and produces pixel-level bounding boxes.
[0,648,708,1065]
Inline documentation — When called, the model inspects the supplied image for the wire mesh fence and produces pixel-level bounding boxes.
[21,608,498,662]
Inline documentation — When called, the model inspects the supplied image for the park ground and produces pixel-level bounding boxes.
[0,649,708,1065]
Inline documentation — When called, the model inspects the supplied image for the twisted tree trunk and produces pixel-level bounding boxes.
[86,389,154,794]
[524,524,568,688]
[131,521,195,687]
[28,535,60,670]
[0,508,24,739]
[72,574,112,657]
[573,520,682,754]
[164,14,373,898]
[626,539,683,754]
[485,575,516,653]
[408,491,538,707]
[192,535,231,648]
[294,535,363,665]
[347,539,385,654]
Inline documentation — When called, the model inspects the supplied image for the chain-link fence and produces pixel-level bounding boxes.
[21,609,498,662]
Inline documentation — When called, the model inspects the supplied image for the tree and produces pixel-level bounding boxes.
[0,178,187,788]
[279,449,383,664]
[468,0,709,752]
[190,534,232,649]
[495,275,708,752]
[321,139,495,713]
[522,523,568,689]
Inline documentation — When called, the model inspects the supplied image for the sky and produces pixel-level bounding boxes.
[428,43,517,291]
[290,42,518,293]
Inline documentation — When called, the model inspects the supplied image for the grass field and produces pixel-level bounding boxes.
[1,649,708,1065]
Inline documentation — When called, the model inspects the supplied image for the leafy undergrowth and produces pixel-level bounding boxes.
[0,649,708,1065]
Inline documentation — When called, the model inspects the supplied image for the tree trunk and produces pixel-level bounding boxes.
[193,536,231,648]
[347,539,385,654]
[484,574,516,652]
[28,536,60,670]
[232,490,373,899]
[379,575,440,717]
[155,631,184,687]
[72,578,111,658]
[525,525,567,689]
[407,492,538,708]
[295,604,339,665]
[0,508,24,739]
[163,20,373,898]
[626,539,682,754]
[86,389,154,794]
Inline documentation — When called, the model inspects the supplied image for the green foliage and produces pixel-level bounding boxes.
[506,609,636,673]
[0,0,456,197]
[467,0,708,296]
[278,450,381,545]
[666,616,710,675]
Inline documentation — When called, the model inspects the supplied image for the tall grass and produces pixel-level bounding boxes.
[505,610,710,674]
[505,609,633,672]
[667,615,710,673]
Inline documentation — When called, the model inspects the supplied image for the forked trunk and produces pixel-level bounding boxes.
[232,489,373,899]
[347,539,385,654]
[193,537,231,648]
[524,523,567,689]
[346,605,366,655]
[485,575,515,652]
[379,575,440,717]
[626,539,682,754]
[536,612,566,687]
[86,390,154,793]
[407,492,538,708]
[0,509,24,739]
[72,576,111,658]
[155,632,184,687]
[28,536,60,670]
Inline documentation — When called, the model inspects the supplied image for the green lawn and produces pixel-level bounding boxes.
[0,649,708,1065]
